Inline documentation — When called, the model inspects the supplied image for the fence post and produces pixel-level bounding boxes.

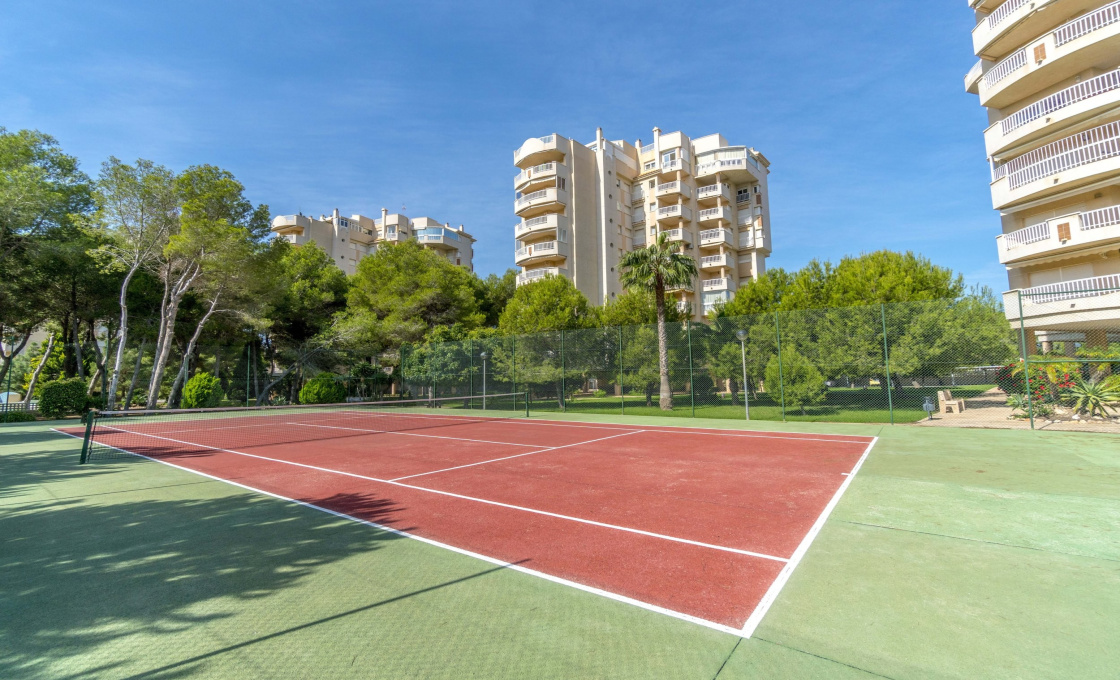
[560,330,566,411]
[469,339,474,408]
[618,325,625,415]
[1017,291,1034,430]
[245,343,250,407]
[880,303,895,425]
[687,320,696,417]
[775,311,786,421]
[511,336,517,403]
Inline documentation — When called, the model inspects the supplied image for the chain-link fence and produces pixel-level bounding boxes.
[404,293,1120,431]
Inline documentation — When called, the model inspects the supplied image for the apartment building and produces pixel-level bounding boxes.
[513,127,771,319]
[271,208,475,275]
[965,0,1120,350]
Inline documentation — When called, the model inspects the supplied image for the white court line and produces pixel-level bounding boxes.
[82,427,790,563]
[389,430,645,481]
[738,436,879,638]
[53,429,743,636]
[284,421,541,449]
[320,410,874,445]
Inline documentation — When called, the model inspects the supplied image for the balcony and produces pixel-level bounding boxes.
[973,0,1077,59]
[656,205,692,224]
[514,240,568,266]
[349,225,377,244]
[698,228,735,248]
[514,187,568,218]
[514,162,567,192]
[270,214,311,240]
[415,228,461,251]
[697,206,732,225]
[660,228,692,246]
[696,183,732,205]
[990,120,1120,209]
[986,69,1120,157]
[998,205,1120,264]
[655,181,692,200]
[702,278,736,292]
[700,253,730,270]
[975,1,1120,109]
[695,150,763,183]
[379,230,409,243]
[658,159,690,176]
[1004,274,1120,330]
[515,213,567,239]
[631,190,646,205]
[516,267,569,287]
[514,134,565,167]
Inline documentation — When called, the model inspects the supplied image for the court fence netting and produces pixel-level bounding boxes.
[78,392,528,464]
[402,293,1120,432]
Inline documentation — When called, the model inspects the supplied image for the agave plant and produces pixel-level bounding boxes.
[1064,376,1120,419]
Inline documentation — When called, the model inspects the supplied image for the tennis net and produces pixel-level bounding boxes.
[78,392,528,463]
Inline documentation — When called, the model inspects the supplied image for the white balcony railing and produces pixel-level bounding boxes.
[515,241,559,261]
[702,278,731,291]
[515,215,556,237]
[697,183,727,199]
[656,181,680,194]
[1000,69,1120,136]
[1022,274,1120,303]
[641,143,655,154]
[1054,0,1120,46]
[516,267,563,285]
[992,120,1120,189]
[986,0,1028,30]
[698,207,731,222]
[1002,222,1050,250]
[980,48,1026,90]
[657,205,692,221]
[514,162,556,185]
[515,189,550,207]
[699,228,733,244]
[700,254,728,267]
[1082,204,1120,231]
[695,158,748,176]
[661,159,684,173]
[661,228,690,243]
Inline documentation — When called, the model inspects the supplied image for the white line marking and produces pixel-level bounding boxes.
[54,428,744,636]
[284,421,540,448]
[389,430,645,481]
[84,427,790,563]
[314,410,875,444]
[737,436,880,637]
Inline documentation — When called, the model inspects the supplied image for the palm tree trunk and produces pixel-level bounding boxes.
[655,283,672,410]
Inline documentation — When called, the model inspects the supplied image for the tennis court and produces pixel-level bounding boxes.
[59,394,876,636]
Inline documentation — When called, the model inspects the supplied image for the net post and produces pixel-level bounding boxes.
[686,319,695,417]
[1017,290,1034,430]
[79,409,96,464]
[881,303,894,425]
[775,311,786,421]
[524,389,529,418]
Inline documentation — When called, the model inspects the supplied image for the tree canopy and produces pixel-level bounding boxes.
[497,274,594,335]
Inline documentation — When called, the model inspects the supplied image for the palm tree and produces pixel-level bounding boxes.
[618,232,698,410]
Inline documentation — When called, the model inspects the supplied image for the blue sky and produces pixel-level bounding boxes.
[1,1,1000,289]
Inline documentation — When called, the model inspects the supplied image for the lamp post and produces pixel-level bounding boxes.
[479,351,488,410]
[736,329,750,421]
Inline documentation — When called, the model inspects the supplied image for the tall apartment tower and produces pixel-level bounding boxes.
[965,0,1120,350]
[271,208,475,275]
[513,128,771,319]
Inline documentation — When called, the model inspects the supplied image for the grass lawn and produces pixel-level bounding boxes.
[1,416,1117,678]
[530,385,996,423]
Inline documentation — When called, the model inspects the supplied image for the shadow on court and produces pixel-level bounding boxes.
[0,438,420,679]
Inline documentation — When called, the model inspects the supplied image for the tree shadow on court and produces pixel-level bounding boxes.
[0,443,418,679]
[0,429,125,504]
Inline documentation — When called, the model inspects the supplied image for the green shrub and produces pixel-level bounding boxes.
[38,378,89,419]
[182,372,223,409]
[765,348,826,416]
[1,409,39,423]
[592,389,607,398]
[299,374,347,405]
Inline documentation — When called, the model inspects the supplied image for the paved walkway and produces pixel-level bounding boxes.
[915,387,1120,433]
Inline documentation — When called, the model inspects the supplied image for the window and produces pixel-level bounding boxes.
[616,179,620,187]
[662,150,677,163]
[648,180,655,189]
[736,188,751,203]
[557,177,566,190]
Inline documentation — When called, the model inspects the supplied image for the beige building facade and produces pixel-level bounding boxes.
[513,128,771,319]
[271,208,475,275]
[965,0,1120,349]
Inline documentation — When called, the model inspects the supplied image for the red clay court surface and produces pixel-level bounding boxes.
[59,411,877,636]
